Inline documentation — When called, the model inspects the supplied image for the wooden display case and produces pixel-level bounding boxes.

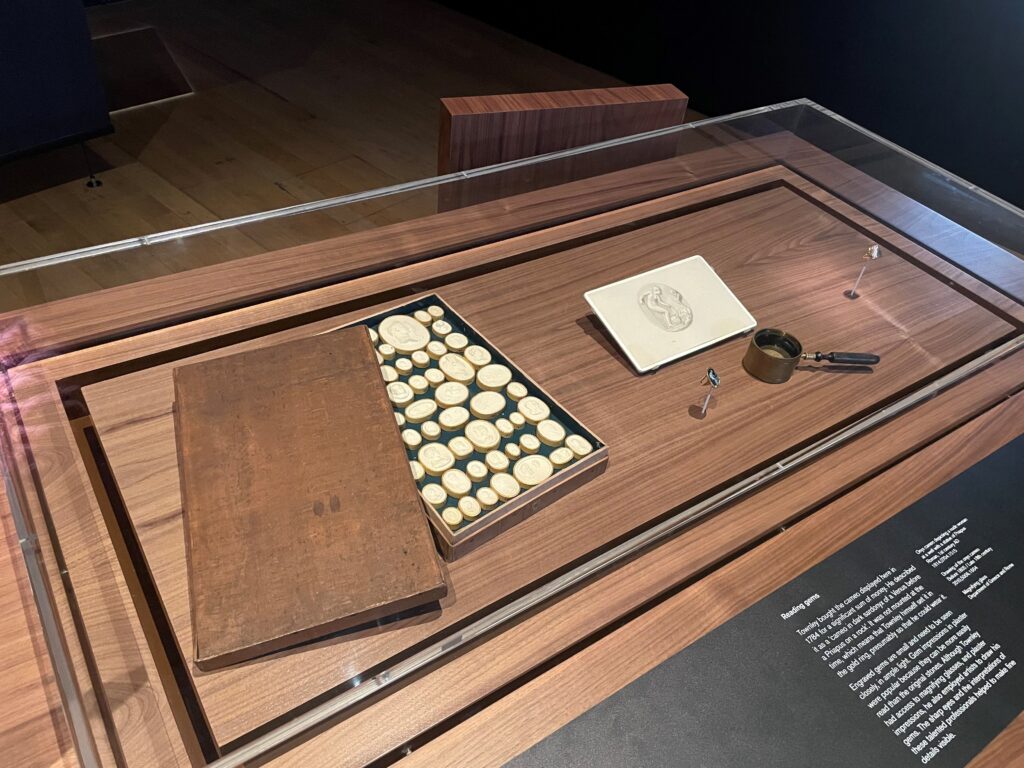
[0,118,1021,768]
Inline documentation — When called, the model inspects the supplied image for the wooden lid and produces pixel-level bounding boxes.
[172,327,446,670]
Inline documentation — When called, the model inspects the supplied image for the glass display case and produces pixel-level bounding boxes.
[1,99,1021,768]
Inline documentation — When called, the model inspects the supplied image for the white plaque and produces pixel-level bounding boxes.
[584,255,755,373]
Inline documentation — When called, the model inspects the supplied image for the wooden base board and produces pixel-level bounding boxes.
[80,173,1012,747]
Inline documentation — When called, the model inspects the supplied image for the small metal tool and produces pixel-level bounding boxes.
[845,243,881,299]
[699,367,720,416]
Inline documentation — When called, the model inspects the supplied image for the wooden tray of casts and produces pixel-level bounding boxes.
[78,169,1018,750]
[331,294,607,560]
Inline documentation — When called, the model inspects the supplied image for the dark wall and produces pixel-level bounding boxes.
[441,0,1024,207]
[0,0,110,161]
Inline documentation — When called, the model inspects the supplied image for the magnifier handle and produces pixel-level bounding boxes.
[807,351,880,365]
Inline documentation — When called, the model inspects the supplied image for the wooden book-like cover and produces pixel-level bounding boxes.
[173,328,447,670]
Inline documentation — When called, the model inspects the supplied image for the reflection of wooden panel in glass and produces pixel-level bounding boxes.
[91,27,192,112]
[80,173,1015,748]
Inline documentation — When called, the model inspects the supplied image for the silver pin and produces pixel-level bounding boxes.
[699,367,720,417]
[844,244,880,299]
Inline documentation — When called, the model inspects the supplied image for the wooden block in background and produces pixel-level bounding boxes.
[172,327,447,670]
[438,84,687,209]
[439,84,688,173]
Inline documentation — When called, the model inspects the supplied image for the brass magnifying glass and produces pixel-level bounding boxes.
[742,328,880,384]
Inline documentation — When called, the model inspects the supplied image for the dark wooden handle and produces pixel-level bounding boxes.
[829,352,880,365]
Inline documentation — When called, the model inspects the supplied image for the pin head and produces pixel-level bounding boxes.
[864,244,880,261]
[703,368,721,388]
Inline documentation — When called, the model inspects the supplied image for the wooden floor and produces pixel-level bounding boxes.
[0,0,622,311]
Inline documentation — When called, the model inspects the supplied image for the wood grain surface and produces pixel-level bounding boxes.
[0,361,125,767]
[439,84,686,173]
[972,711,1024,767]
[0,474,77,768]
[438,84,686,209]
[3,372,193,767]
[764,131,1024,302]
[83,181,1013,744]
[173,329,446,669]
[398,390,1024,767]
